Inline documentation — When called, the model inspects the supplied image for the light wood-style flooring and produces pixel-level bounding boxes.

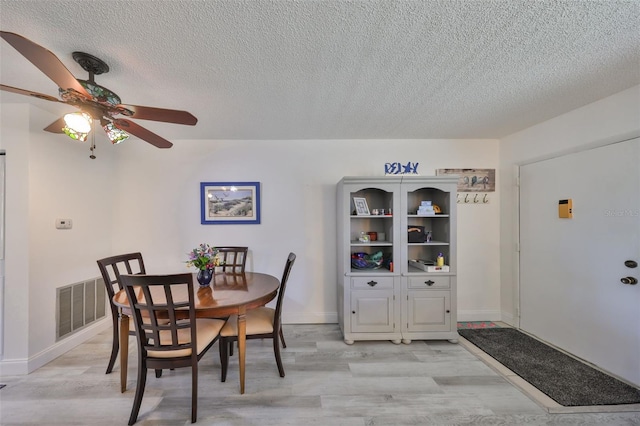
[1,324,639,425]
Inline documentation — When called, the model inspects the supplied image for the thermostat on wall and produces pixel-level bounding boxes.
[55,218,73,229]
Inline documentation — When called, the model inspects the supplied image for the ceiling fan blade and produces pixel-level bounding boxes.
[1,83,64,103]
[1,31,90,97]
[43,117,66,133]
[118,104,198,125]
[112,119,173,148]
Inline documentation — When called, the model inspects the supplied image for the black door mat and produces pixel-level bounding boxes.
[459,328,640,406]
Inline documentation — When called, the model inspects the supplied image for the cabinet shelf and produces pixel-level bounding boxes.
[406,267,454,275]
[407,214,450,218]
[351,241,392,246]
[408,241,449,246]
[349,269,394,275]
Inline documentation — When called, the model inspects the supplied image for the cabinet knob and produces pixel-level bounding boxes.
[424,280,434,286]
[446,310,450,313]
[352,311,356,314]
[621,277,638,285]
[367,280,378,287]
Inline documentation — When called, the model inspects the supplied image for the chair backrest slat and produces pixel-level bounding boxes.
[121,273,198,357]
[216,246,248,274]
[97,252,146,299]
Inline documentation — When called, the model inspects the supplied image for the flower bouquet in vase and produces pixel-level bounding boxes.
[186,243,221,286]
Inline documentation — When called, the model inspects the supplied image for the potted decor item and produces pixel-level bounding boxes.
[186,243,221,286]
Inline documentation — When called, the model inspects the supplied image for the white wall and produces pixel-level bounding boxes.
[110,138,501,324]
[1,102,501,374]
[0,104,115,374]
[0,104,30,368]
[499,85,640,324]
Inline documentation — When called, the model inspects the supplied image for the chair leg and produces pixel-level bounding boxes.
[191,363,198,423]
[273,332,285,377]
[128,359,148,425]
[279,327,286,349]
[106,315,119,374]
[219,338,229,382]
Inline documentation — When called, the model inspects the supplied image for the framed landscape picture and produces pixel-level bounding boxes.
[200,182,261,224]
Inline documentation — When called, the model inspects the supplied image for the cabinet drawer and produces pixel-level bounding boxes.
[407,276,450,289]
[351,276,394,289]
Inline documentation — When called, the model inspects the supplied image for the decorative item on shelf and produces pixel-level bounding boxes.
[367,231,378,241]
[409,259,449,272]
[408,225,425,242]
[353,197,370,216]
[186,243,222,286]
[351,251,384,269]
[417,201,435,216]
[425,230,432,242]
[358,231,370,243]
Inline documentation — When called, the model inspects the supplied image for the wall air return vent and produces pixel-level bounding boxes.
[56,277,107,340]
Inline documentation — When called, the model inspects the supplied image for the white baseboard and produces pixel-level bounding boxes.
[457,310,502,322]
[283,311,338,324]
[0,318,111,376]
[500,311,518,327]
[284,310,504,324]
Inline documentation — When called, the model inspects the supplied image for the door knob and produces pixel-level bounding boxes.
[620,277,638,285]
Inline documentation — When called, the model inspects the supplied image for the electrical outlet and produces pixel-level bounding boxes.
[55,219,73,229]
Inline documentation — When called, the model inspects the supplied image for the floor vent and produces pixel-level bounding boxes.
[56,277,107,341]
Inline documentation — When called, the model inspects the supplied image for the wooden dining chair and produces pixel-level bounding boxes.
[121,273,225,425]
[219,252,296,381]
[97,252,147,375]
[216,246,248,274]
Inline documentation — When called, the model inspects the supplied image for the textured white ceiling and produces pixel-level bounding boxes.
[1,0,639,142]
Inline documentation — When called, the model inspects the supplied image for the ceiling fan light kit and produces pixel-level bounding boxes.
[62,111,92,141]
[102,121,129,144]
[1,31,198,158]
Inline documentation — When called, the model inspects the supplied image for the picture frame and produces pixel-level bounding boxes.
[436,168,496,192]
[353,197,370,216]
[200,182,261,224]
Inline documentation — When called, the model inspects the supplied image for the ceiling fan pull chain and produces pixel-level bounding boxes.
[89,121,97,159]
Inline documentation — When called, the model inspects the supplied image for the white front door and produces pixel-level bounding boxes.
[519,137,640,386]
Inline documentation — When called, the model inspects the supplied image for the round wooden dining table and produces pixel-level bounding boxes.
[112,271,280,394]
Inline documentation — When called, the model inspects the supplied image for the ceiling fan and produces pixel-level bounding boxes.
[0,31,197,158]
